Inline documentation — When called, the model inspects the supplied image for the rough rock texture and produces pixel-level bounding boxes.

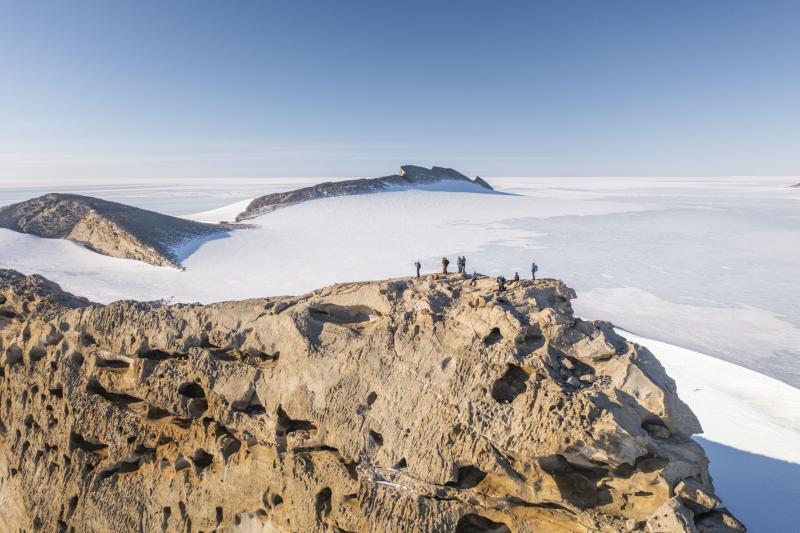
[0,269,744,532]
[236,165,495,221]
[0,194,235,267]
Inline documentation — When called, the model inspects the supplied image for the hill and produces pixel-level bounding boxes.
[235,165,495,221]
[0,193,235,267]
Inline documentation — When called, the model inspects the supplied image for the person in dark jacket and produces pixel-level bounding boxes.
[531,262,538,280]
[497,275,506,292]
[470,271,478,286]
[513,272,520,282]
[461,256,467,273]
[442,257,450,274]
[414,261,421,278]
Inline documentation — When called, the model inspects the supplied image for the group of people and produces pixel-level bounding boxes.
[414,257,539,291]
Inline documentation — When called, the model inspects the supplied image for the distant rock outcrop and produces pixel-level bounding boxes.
[236,165,494,221]
[0,269,744,532]
[790,182,800,188]
[0,193,235,268]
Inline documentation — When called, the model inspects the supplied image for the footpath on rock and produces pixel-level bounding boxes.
[0,269,744,532]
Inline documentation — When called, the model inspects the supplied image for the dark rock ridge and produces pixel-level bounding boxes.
[790,182,800,188]
[235,165,495,221]
[0,268,744,532]
[0,193,236,268]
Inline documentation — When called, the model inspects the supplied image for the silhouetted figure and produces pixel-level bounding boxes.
[442,257,450,274]
[513,272,520,282]
[414,261,421,278]
[470,271,478,287]
[497,275,506,292]
[531,262,538,280]
[461,256,467,273]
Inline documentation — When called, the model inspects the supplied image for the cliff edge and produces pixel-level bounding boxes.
[0,269,744,532]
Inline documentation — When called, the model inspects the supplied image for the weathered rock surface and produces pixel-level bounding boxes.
[0,194,236,267]
[0,269,743,532]
[235,165,495,221]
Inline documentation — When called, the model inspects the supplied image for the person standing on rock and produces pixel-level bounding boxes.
[513,272,520,282]
[442,257,450,274]
[414,261,421,278]
[470,271,478,286]
[461,256,467,274]
[531,262,538,280]
[497,275,506,292]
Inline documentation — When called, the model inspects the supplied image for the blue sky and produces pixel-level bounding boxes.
[1,0,798,179]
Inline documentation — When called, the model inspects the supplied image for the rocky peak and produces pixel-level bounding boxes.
[0,269,744,532]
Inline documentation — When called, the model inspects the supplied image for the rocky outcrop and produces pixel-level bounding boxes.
[235,165,495,221]
[0,269,743,532]
[790,182,800,188]
[0,194,236,268]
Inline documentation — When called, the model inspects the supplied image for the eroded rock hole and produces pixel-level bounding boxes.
[162,507,171,531]
[275,406,316,436]
[178,382,205,398]
[69,432,108,457]
[174,456,191,471]
[491,364,529,403]
[78,334,96,347]
[147,405,171,421]
[28,345,47,362]
[368,430,383,447]
[309,304,377,324]
[6,344,23,365]
[483,328,502,346]
[455,514,511,533]
[233,390,266,416]
[366,392,377,406]
[178,382,208,417]
[138,349,183,361]
[446,465,488,489]
[191,448,213,472]
[86,378,144,406]
[220,434,242,462]
[539,454,612,509]
[66,496,78,517]
[68,351,84,368]
[95,357,130,370]
[315,487,332,519]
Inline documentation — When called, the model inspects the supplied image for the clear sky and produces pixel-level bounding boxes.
[1,0,798,180]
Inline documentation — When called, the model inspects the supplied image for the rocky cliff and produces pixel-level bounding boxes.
[235,165,495,221]
[0,194,235,268]
[0,269,744,532]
